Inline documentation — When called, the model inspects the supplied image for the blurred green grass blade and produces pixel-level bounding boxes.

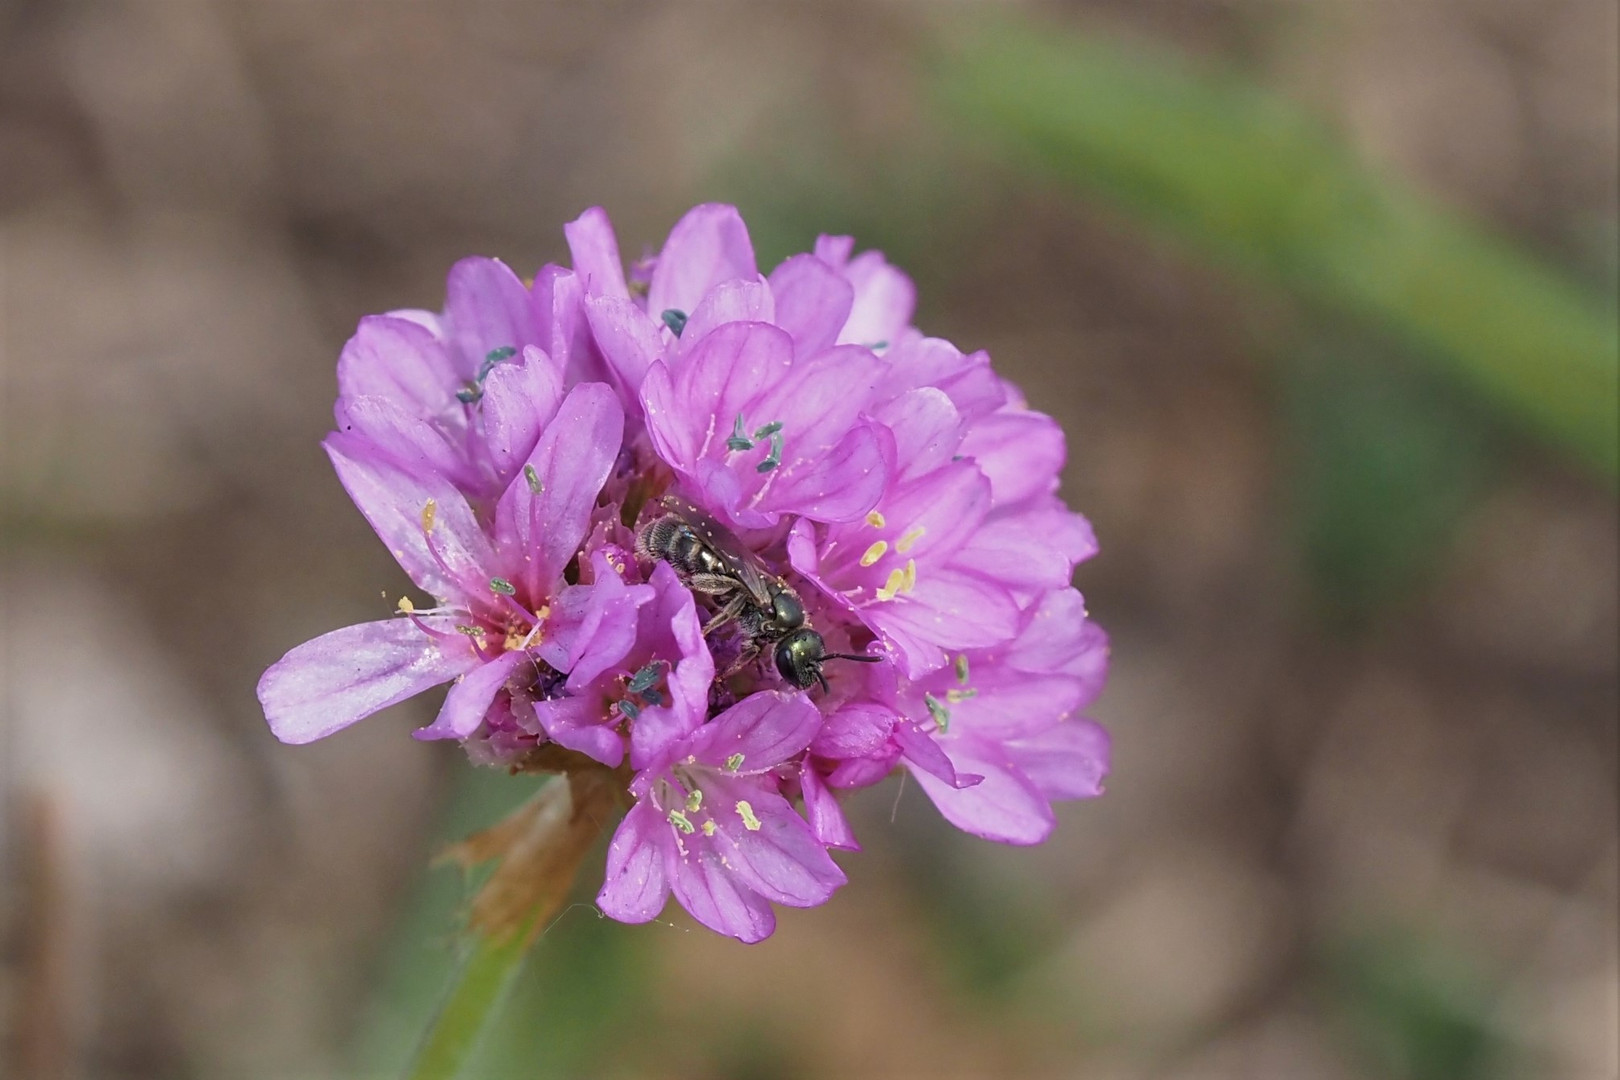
[1325,929,1503,1080]
[405,916,540,1080]
[351,768,544,1077]
[940,18,1619,479]
[1283,337,1493,625]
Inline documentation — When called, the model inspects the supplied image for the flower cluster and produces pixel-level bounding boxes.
[258,205,1110,942]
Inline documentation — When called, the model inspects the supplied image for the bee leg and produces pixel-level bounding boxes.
[702,594,748,636]
[719,643,762,679]
[687,573,736,596]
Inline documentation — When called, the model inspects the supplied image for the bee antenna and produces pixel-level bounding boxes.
[825,652,882,663]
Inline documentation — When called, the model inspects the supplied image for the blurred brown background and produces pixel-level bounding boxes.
[2,2,1615,1078]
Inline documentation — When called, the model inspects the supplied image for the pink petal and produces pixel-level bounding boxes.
[478,345,564,481]
[597,799,671,923]
[672,278,775,362]
[628,563,714,769]
[877,337,1006,422]
[799,762,860,850]
[813,235,854,265]
[533,694,624,768]
[493,382,624,599]
[564,206,629,300]
[258,617,478,744]
[950,515,1074,595]
[641,321,792,475]
[669,833,777,943]
[415,650,524,741]
[336,315,458,416]
[687,690,822,772]
[836,250,915,348]
[871,387,964,482]
[334,395,470,490]
[810,701,898,759]
[443,257,537,376]
[583,294,665,400]
[749,345,885,467]
[754,419,891,525]
[925,670,1085,741]
[768,254,854,358]
[1008,719,1110,800]
[538,560,655,691]
[911,739,1055,845]
[893,721,981,788]
[1007,588,1110,699]
[531,267,603,388]
[870,569,1021,677]
[959,409,1066,508]
[700,775,847,906]
[823,463,988,585]
[325,435,498,602]
[648,203,757,317]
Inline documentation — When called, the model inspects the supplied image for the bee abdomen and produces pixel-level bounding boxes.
[637,515,728,579]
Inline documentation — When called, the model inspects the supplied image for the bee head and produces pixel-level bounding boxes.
[773,629,881,692]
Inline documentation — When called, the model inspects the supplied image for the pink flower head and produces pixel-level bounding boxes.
[257,204,1111,942]
[597,690,846,943]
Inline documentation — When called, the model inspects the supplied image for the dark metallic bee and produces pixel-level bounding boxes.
[637,496,878,691]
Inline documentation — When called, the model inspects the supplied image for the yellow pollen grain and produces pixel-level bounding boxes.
[702,820,717,837]
[397,596,415,614]
[859,540,888,567]
[896,527,926,553]
[420,498,437,534]
[735,800,763,832]
[875,567,906,602]
[865,510,887,528]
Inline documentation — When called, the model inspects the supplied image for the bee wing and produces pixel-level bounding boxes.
[658,494,777,608]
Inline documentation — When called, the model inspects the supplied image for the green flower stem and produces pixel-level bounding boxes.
[401,770,620,1080]
[405,912,543,1080]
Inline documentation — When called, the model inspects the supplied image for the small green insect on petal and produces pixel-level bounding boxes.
[924,692,951,733]
[523,464,543,494]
